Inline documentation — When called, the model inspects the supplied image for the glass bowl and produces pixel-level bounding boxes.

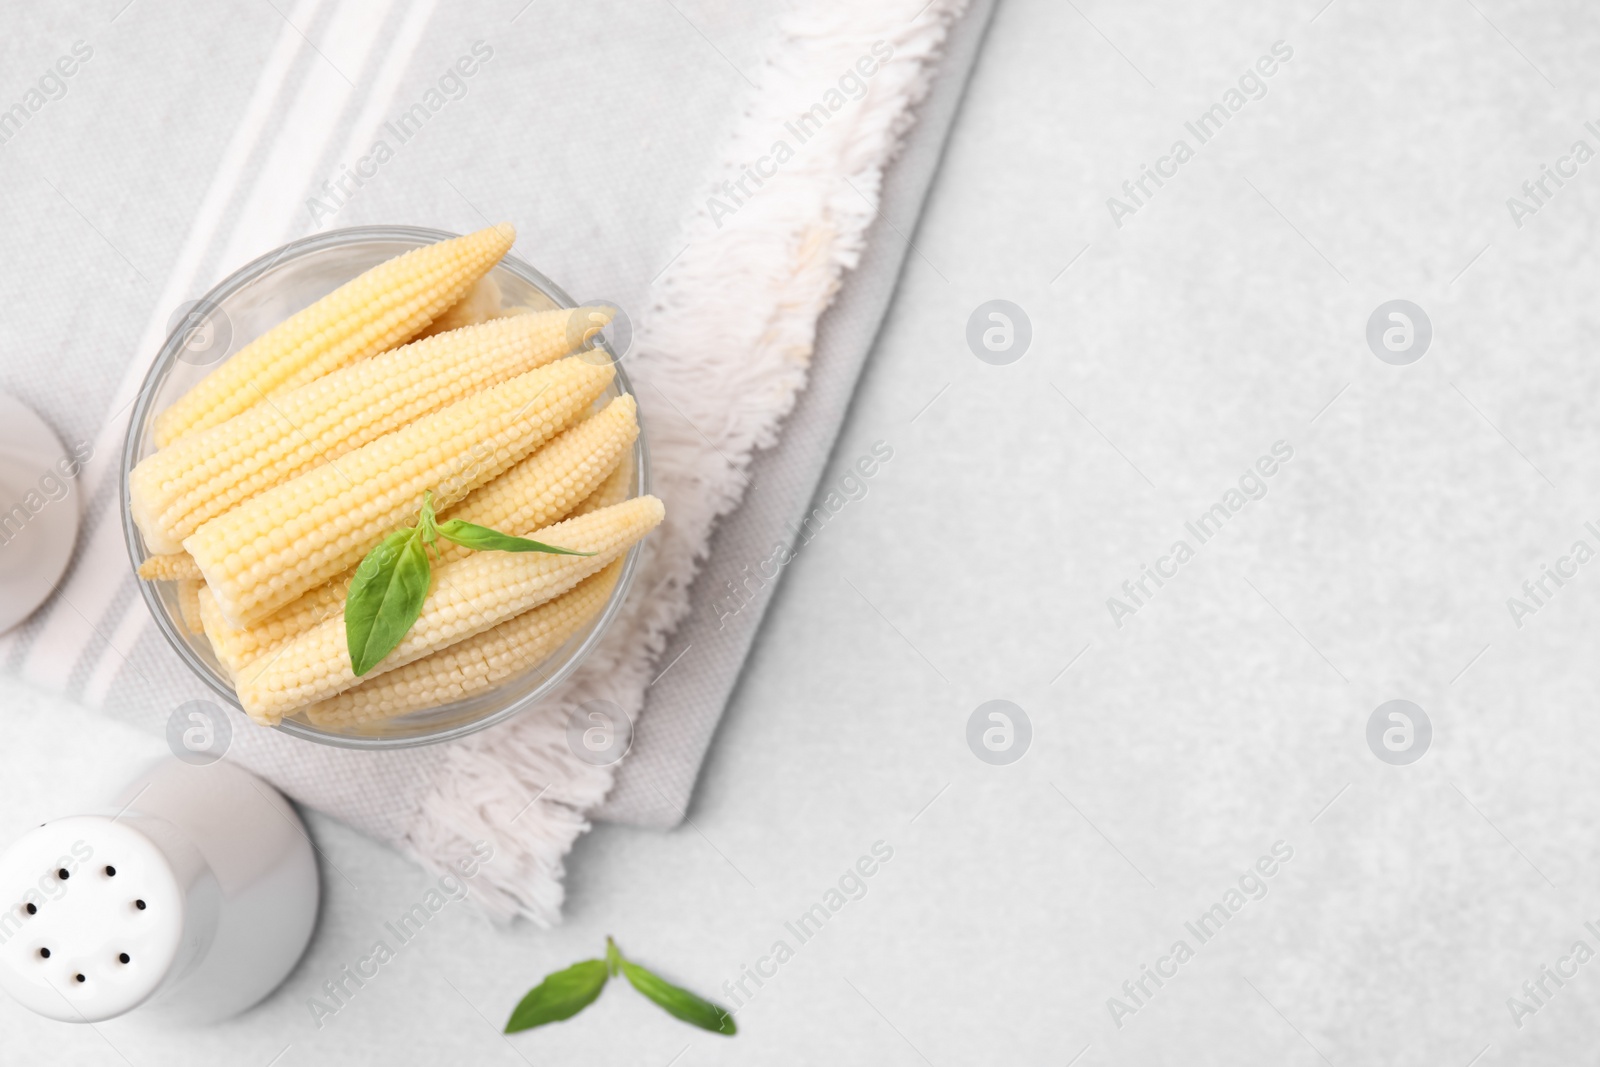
[120,225,647,749]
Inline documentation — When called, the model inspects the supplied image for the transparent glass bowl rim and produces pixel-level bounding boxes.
[119,224,650,750]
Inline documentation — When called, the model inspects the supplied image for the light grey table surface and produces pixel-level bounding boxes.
[7,0,1600,1064]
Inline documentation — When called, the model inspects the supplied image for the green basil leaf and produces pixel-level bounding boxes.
[504,958,609,1033]
[345,528,432,676]
[619,958,737,1036]
[418,491,440,544]
[436,519,596,556]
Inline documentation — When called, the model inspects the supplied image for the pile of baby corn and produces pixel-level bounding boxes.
[128,225,663,730]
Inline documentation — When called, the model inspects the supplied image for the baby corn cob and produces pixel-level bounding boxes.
[200,578,347,678]
[433,394,637,566]
[234,496,663,723]
[304,561,622,728]
[177,580,205,636]
[200,399,634,675]
[417,274,511,338]
[185,356,615,627]
[152,225,514,447]
[571,446,634,517]
[130,310,609,554]
[136,552,203,581]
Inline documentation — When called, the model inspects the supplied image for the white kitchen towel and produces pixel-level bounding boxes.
[0,0,989,924]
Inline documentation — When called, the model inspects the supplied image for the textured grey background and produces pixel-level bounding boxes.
[6,0,1600,1065]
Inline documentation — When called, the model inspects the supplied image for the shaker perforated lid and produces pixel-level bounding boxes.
[0,816,188,1023]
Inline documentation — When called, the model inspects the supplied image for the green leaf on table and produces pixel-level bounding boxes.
[605,935,623,977]
[504,958,610,1033]
[345,527,432,676]
[436,518,595,556]
[619,957,737,1036]
[506,939,738,1039]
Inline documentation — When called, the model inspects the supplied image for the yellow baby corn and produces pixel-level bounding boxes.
[417,274,512,338]
[304,561,622,728]
[177,580,205,636]
[433,394,637,566]
[130,310,608,554]
[571,446,634,517]
[136,552,202,582]
[234,496,663,723]
[201,579,347,678]
[185,356,615,628]
[197,584,233,672]
[200,398,633,673]
[196,588,237,682]
[152,224,514,447]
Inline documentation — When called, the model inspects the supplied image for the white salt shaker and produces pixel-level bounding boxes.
[0,758,319,1024]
